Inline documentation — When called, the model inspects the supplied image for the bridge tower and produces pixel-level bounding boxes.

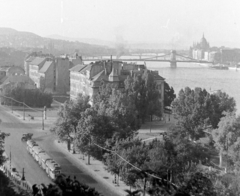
[170,50,177,68]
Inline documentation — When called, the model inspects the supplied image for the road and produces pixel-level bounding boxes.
[0,105,121,196]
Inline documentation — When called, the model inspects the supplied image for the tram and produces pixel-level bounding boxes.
[26,140,62,180]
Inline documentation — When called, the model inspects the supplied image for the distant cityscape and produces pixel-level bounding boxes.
[190,34,240,66]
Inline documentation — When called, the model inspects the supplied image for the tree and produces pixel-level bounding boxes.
[179,172,217,196]
[0,120,9,166]
[124,70,162,123]
[52,94,90,152]
[172,87,236,140]
[172,87,212,140]
[2,85,53,107]
[95,83,141,138]
[212,112,240,168]
[208,91,236,129]
[76,107,115,162]
[164,81,176,107]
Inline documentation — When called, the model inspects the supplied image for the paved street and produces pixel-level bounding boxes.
[0,105,123,196]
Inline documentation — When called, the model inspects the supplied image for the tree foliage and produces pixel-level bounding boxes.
[164,81,176,107]
[212,112,240,170]
[124,70,162,122]
[172,87,236,140]
[52,94,90,141]
[2,85,52,107]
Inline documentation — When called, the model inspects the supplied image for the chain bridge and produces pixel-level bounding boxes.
[82,50,213,68]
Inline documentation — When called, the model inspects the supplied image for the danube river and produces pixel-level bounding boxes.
[101,55,240,114]
[146,62,240,114]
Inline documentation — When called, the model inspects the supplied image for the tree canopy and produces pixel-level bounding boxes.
[2,85,52,107]
[124,70,162,123]
[172,87,236,140]
[52,94,91,142]
[164,81,176,107]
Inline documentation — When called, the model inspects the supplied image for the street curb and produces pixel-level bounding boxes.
[54,140,126,196]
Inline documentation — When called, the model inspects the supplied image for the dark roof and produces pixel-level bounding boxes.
[153,74,165,80]
[39,61,53,73]
[79,64,93,74]
[26,56,35,62]
[30,57,46,66]
[70,64,86,72]
[91,70,106,82]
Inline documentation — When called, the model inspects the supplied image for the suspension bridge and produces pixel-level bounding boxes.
[82,50,213,68]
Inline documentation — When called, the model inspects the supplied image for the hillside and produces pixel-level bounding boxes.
[0,27,116,56]
[47,34,115,47]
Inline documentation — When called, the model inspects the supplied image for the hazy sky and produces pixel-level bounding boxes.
[1,0,240,47]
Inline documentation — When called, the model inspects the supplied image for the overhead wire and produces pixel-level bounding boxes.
[78,130,178,188]
[1,94,178,187]
[0,94,44,112]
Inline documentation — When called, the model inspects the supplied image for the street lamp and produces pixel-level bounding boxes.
[9,145,11,171]
[42,109,44,130]
[23,91,25,120]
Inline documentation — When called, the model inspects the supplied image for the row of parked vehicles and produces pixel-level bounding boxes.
[26,140,61,180]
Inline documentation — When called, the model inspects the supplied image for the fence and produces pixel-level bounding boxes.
[0,163,32,194]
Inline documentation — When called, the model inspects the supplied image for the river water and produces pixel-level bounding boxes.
[103,55,240,114]
[146,62,240,114]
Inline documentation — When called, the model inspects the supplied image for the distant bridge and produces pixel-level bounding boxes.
[82,50,213,68]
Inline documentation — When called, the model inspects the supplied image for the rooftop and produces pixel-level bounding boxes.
[39,61,53,73]
[70,64,87,72]
[30,57,46,66]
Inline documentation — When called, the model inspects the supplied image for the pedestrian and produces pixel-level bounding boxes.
[32,184,39,196]
[66,175,72,186]
[73,176,80,186]
[41,183,47,195]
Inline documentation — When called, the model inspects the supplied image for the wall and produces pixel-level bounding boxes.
[29,60,46,87]
[55,58,70,95]
[45,62,54,91]
[70,71,93,100]
[24,60,30,76]
[29,65,40,88]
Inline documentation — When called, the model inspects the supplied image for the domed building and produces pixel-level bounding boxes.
[193,34,210,51]
[190,34,210,60]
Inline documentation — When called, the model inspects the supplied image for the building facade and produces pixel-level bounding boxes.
[25,53,82,95]
[70,60,165,116]
[190,34,210,60]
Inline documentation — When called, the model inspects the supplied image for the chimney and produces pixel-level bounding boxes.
[110,55,113,72]
[103,61,107,75]
[130,70,134,77]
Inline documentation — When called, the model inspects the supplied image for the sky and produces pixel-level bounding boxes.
[0,0,240,48]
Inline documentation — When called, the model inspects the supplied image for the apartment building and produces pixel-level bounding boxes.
[25,53,82,95]
[70,60,165,115]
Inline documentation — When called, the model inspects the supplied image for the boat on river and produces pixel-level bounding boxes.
[209,64,228,70]
[228,65,240,71]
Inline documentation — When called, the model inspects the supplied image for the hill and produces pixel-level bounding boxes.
[47,34,115,47]
[0,27,116,56]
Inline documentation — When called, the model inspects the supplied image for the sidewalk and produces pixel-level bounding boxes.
[55,140,129,196]
[2,104,175,195]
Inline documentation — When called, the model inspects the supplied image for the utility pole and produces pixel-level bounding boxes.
[21,168,25,181]
[44,106,47,120]
[9,146,11,171]
[11,98,13,113]
[87,138,91,165]
[42,109,44,130]
[226,135,229,173]
[23,103,25,120]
